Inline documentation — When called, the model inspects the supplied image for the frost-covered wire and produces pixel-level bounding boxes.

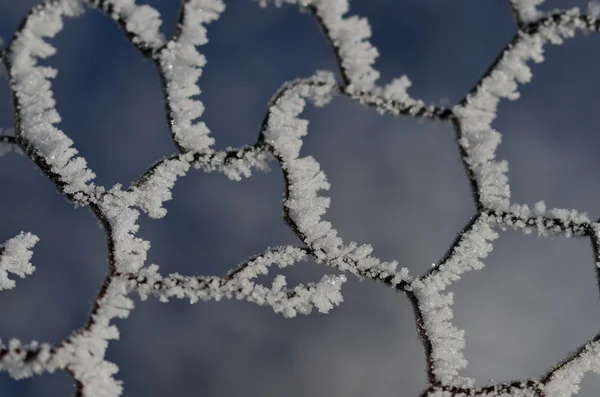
[155,0,225,153]
[257,0,450,121]
[88,0,166,54]
[118,246,346,317]
[261,72,411,288]
[6,0,97,205]
[410,215,498,387]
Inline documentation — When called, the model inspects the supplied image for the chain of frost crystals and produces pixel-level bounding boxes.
[426,382,542,397]
[256,0,447,120]
[88,0,166,50]
[489,203,590,239]
[453,6,589,218]
[410,215,498,388]
[94,0,226,154]
[256,0,370,93]
[257,0,380,92]
[510,0,546,25]
[121,246,346,317]
[156,0,225,153]
[0,280,133,396]
[543,339,600,397]
[8,0,98,203]
[0,339,54,380]
[262,71,410,286]
[51,278,134,397]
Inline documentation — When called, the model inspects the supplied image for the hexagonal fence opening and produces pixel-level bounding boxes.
[451,227,600,387]
[300,95,475,278]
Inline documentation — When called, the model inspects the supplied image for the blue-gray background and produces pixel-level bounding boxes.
[1,0,600,396]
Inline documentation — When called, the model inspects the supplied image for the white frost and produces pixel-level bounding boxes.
[0,232,39,291]
[9,0,96,202]
[128,246,346,317]
[156,0,225,153]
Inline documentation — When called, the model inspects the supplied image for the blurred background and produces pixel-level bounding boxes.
[1,0,600,396]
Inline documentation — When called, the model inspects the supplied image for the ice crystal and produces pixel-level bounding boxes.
[0,232,38,290]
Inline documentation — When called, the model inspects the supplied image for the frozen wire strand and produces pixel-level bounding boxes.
[418,215,498,289]
[223,245,310,279]
[97,186,151,274]
[0,339,122,397]
[116,246,347,317]
[90,0,212,153]
[0,337,107,391]
[53,257,135,396]
[260,73,411,287]
[36,276,136,396]
[422,380,544,397]
[458,9,600,111]
[0,280,134,396]
[303,0,381,92]
[421,215,482,283]
[7,0,99,205]
[413,287,471,388]
[484,209,591,239]
[540,332,600,397]
[304,1,450,120]
[154,0,225,153]
[0,340,56,379]
[349,86,452,121]
[256,0,450,121]
[128,144,272,218]
[410,216,498,387]
[0,339,110,396]
[453,8,598,215]
[86,0,165,54]
[85,0,218,154]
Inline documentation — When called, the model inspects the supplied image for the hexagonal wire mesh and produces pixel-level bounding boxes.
[1,0,600,396]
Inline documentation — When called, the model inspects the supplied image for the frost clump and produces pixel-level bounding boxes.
[0,232,39,290]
